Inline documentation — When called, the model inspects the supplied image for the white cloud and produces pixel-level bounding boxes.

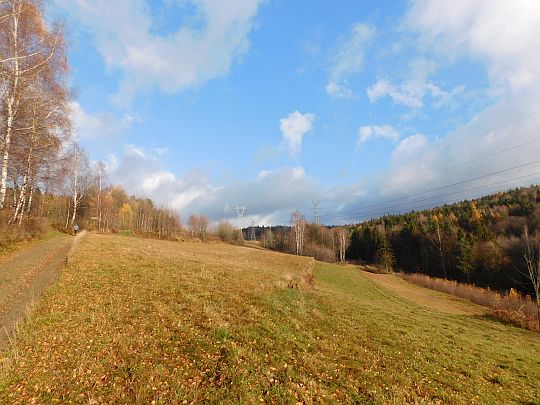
[107,144,321,225]
[257,169,271,179]
[357,125,400,148]
[108,145,215,212]
[280,111,315,156]
[292,166,305,179]
[141,171,176,192]
[327,23,374,99]
[406,0,540,95]
[391,133,428,164]
[67,1,540,225]
[71,101,138,139]
[326,81,356,100]
[332,1,540,218]
[366,78,463,109]
[54,0,263,102]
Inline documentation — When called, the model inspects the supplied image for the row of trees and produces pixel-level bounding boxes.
[1,0,71,227]
[0,0,182,242]
[347,186,540,294]
[255,211,350,263]
[251,186,539,299]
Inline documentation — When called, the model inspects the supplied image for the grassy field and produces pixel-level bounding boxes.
[0,233,539,404]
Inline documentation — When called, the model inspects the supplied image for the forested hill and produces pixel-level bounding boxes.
[347,184,540,293]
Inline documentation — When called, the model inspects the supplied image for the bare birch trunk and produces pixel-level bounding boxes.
[26,183,33,214]
[0,2,21,209]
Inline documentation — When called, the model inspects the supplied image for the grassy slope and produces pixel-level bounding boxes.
[0,234,538,404]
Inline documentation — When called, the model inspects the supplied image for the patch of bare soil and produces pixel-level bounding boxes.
[0,232,82,347]
[360,269,487,315]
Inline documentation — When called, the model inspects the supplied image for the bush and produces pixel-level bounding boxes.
[217,221,244,245]
[304,243,335,262]
[0,217,49,251]
[401,273,539,332]
[217,222,234,242]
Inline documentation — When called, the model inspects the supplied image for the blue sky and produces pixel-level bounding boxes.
[50,0,540,225]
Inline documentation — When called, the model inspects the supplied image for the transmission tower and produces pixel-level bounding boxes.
[312,200,320,225]
[234,206,246,220]
[250,220,256,240]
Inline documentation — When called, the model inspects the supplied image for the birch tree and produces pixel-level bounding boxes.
[291,210,306,256]
[95,161,106,231]
[8,56,70,225]
[0,0,64,209]
[335,227,350,262]
[65,144,91,227]
[524,230,540,328]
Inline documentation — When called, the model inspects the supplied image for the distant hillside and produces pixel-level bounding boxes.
[347,184,540,293]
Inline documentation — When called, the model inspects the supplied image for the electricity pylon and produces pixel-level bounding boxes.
[312,201,320,225]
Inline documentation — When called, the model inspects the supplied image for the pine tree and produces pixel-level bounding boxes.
[376,235,394,273]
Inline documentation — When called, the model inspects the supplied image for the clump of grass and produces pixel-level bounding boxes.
[400,273,539,332]
[302,271,314,287]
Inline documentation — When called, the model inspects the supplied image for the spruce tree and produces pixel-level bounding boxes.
[456,230,474,282]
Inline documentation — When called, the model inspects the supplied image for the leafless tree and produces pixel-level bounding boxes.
[524,230,540,327]
[291,210,306,255]
[64,143,91,227]
[188,214,209,241]
[95,161,106,231]
[335,227,350,262]
[0,0,66,209]
[8,58,70,225]
[429,217,447,277]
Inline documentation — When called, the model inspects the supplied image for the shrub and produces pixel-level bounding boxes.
[0,217,49,251]
[401,273,539,332]
[304,243,335,262]
[217,221,244,245]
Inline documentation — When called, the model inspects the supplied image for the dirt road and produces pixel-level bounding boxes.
[0,233,77,347]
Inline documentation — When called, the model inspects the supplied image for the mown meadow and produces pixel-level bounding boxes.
[0,233,538,403]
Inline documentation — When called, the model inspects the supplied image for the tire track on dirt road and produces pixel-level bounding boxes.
[0,232,85,347]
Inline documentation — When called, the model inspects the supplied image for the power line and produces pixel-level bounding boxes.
[268,110,540,226]
[271,163,540,226]
[322,159,540,218]
[320,171,540,221]
[379,109,540,174]
[365,137,540,197]
[373,186,538,219]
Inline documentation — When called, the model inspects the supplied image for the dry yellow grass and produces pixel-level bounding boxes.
[0,233,539,403]
[361,270,488,316]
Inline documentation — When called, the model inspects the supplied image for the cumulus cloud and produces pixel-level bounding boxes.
[327,23,374,99]
[406,0,540,95]
[326,1,540,222]
[71,101,139,139]
[106,144,321,225]
[107,145,216,213]
[54,0,263,102]
[75,1,540,225]
[357,125,400,148]
[280,111,315,156]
